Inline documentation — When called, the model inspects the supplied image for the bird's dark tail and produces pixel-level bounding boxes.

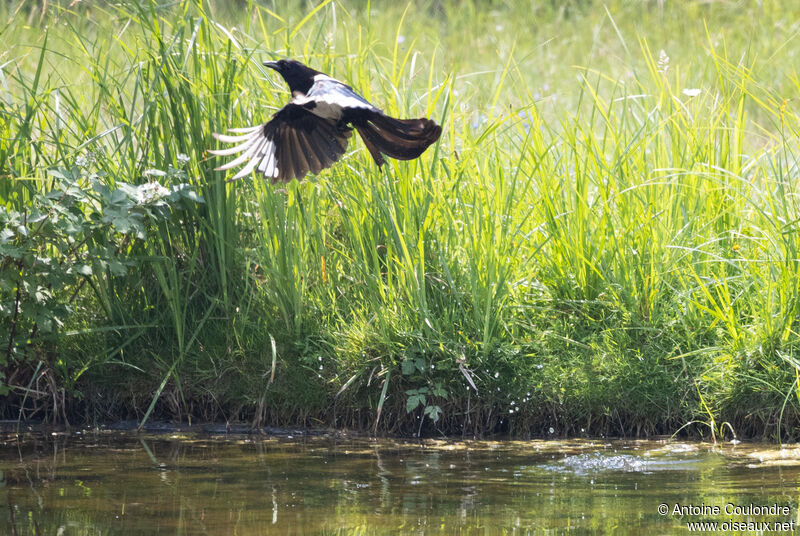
[352,112,442,167]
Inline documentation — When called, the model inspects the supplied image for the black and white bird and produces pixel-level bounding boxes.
[210,59,442,182]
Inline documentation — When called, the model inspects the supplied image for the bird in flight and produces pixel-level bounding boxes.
[210,59,442,182]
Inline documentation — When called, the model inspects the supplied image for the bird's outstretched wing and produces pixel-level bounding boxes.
[210,103,352,182]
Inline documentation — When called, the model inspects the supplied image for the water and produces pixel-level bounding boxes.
[2,430,799,534]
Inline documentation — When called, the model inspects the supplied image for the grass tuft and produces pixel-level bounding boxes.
[2,0,800,440]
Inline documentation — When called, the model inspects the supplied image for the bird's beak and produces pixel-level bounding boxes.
[264,61,280,71]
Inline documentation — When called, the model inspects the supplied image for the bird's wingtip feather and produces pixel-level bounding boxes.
[228,126,262,133]
[214,132,255,143]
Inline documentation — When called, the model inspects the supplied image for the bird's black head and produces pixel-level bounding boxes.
[264,59,321,94]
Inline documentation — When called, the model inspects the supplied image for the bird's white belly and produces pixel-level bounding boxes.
[310,100,344,120]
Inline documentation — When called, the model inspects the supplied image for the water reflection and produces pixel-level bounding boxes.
[1,432,799,534]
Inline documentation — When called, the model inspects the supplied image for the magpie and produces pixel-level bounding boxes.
[210,59,442,182]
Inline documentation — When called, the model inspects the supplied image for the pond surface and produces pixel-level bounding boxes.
[1,430,800,534]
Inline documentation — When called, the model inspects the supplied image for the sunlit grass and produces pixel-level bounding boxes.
[2,0,800,439]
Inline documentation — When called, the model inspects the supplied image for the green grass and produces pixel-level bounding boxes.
[3,0,800,440]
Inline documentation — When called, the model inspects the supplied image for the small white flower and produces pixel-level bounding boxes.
[136,181,170,204]
[76,151,97,168]
[177,153,190,164]
[682,88,702,98]
[657,49,669,74]
[548,427,554,434]
[397,35,406,44]
[494,372,499,378]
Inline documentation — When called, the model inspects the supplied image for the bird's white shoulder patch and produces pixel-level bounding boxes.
[295,77,376,120]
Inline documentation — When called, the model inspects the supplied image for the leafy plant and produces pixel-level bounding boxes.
[0,162,201,406]
[406,382,447,427]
